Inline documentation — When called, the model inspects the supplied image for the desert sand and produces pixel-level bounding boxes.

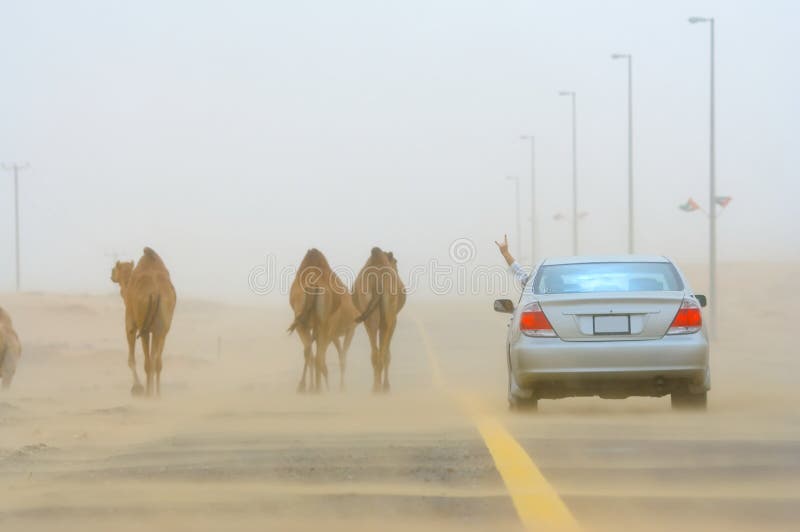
[1,262,799,531]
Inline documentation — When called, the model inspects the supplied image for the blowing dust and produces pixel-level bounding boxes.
[0,261,798,531]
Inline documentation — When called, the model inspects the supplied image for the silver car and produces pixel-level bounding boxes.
[494,256,710,411]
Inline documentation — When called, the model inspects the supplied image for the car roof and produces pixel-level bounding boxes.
[541,255,671,266]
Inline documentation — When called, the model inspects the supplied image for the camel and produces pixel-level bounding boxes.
[288,248,354,392]
[353,247,406,393]
[0,306,22,390]
[111,247,177,397]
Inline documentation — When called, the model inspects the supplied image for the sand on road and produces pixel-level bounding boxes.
[1,262,798,531]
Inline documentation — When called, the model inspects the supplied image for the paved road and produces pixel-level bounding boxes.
[417,301,800,531]
[1,296,798,531]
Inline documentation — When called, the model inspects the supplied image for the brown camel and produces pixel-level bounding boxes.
[0,306,22,390]
[111,247,177,397]
[353,247,406,393]
[288,248,353,392]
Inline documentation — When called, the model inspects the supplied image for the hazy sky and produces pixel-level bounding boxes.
[1,0,798,301]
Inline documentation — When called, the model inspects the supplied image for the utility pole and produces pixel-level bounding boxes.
[689,16,717,339]
[710,19,717,339]
[559,91,578,255]
[612,53,634,253]
[506,176,522,259]
[2,163,29,292]
[520,135,536,263]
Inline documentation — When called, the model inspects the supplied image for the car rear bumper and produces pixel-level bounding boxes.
[510,332,710,399]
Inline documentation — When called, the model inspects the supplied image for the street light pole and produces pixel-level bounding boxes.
[520,135,536,263]
[689,16,717,339]
[612,53,634,254]
[2,162,29,292]
[506,175,522,258]
[559,91,578,255]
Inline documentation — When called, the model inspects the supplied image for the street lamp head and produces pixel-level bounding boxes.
[520,134,532,140]
[611,53,629,60]
[688,16,709,24]
[558,91,574,96]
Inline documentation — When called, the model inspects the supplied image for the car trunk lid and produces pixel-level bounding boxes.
[538,292,684,341]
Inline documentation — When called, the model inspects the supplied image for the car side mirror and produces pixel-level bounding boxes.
[494,299,515,314]
[695,294,707,308]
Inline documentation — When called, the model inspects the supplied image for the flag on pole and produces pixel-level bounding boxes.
[679,198,701,212]
[715,195,732,208]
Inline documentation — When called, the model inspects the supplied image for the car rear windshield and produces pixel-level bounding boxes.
[532,262,684,294]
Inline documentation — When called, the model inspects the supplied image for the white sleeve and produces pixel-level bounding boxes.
[509,261,530,290]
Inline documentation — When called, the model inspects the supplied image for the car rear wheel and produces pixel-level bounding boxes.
[509,395,538,412]
[670,390,707,410]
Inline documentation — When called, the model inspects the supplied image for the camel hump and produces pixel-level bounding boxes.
[143,247,160,259]
[306,248,323,261]
[140,247,169,271]
[300,248,330,271]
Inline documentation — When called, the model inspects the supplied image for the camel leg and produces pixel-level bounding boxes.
[339,328,355,392]
[1,348,19,390]
[128,332,144,396]
[342,327,355,354]
[298,358,308,393]
[314,331,331,393]
[380,315,397,393]
[332,337,346,391]
[151,332,166,397]
[365,320,381,393]
[126,316,144,396]
[141,333,153,397]
[296,326,313,393]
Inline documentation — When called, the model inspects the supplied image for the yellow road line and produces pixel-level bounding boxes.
[414,315,580,531]
[414,314,445,389]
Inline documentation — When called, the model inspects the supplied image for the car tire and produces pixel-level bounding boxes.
[507,363,538,412]
[670,390,707,411]
[509,395,538,412]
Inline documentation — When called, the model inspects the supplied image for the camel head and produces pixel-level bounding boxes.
[386,251,398,271]
[110,260,134,293]
[367,247,399,271]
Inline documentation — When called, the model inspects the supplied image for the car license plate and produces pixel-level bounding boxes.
[593,315,630,335]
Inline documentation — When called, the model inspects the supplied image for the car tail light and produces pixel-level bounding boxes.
[520,302,557,337]
[667,298,703,335]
